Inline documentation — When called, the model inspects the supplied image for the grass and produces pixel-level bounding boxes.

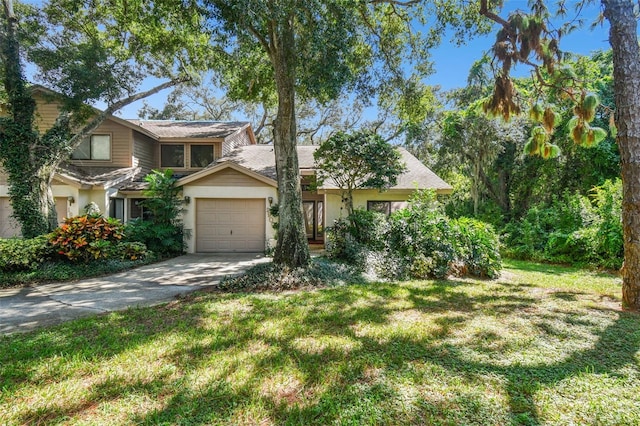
[1,260,638,425]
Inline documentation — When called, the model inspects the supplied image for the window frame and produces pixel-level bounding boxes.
[189,144,216,169]
[71,134,112,161]
[367,200,392,217]
[160,143,186,168]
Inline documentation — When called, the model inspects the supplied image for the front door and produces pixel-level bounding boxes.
[303,200,324,242]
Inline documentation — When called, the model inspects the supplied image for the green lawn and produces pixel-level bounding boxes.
[1,261,638,425]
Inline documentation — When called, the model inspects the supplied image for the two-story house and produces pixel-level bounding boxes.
[0,87,452,252]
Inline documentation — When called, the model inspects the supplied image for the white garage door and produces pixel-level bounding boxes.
[196,198,266,252]
[0,197,20,238]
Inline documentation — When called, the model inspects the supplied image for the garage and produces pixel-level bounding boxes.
[0,197,20,238]
[0,197,68,239]
[196,198,266,252]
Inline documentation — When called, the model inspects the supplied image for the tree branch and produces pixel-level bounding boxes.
[65,77,189,151]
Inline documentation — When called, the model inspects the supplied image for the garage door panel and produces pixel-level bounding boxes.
[0,198,20,238]
[196,198,265,252]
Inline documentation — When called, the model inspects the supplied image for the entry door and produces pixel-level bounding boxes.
[303,200,324,241]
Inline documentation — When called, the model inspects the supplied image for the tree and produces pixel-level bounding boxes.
[139,80,364,145]
[478,0,640,309]
[314,131,406,217]
[200,0,494,267]
[0,0,204,237]
[440,109,526,216]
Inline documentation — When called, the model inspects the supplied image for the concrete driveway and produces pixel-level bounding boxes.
[0,253,268,335]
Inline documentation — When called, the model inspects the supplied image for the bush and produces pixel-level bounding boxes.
[0,236,53,272]
[327,190,502,280]
[49,214,146,262]
[451,218,502,278]
[125,220,183,258]
[127,169,186,257]
[501,179,622,269]
[325,209,387,266]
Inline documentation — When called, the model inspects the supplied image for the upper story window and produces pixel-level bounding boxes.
[71,134,111,161]
[161,143,215,169]
[190,145,214,168]
[161,144,185,168]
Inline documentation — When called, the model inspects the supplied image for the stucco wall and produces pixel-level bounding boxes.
[323,189,414,228]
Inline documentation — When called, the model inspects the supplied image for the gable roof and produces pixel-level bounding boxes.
[217,145,453,193]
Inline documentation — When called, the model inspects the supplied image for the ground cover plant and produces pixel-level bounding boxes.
[1,260,637,425]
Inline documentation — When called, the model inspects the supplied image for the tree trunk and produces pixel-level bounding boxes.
[603,0,640,309]
[271,17,310,267]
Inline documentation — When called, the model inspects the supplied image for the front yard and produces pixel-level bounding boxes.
[1,260,638,425]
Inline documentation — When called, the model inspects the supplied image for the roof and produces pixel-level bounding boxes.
[217,145,452,192]
[126,120,252,139]
[55,163,145,190]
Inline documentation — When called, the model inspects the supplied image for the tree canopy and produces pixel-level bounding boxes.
[314,131,406,216]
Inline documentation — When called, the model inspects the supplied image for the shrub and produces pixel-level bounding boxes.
[387,205,458,279]
[127,169,186,257]
[328,190,502,280]
[49,214,145,262]
[501,179,622,269]
[0,236,53,272]
[451,218,502,278]
[325,209,387,266]
[126,219,183,257]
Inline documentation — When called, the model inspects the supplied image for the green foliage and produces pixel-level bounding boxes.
[326,190,502,280]
[325,209,388,266]
[451,217,502,278]
[0,235,53,272]
[502,179,622,269]
[126,169,185,257]
[48,214,143,262]
[314,131,406,215]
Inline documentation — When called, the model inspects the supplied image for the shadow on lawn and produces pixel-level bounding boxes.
[3,278,639,425]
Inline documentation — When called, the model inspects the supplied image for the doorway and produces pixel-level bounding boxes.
[303,200,324,242]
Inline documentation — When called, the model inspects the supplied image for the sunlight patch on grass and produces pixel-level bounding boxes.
[1,260,638,425]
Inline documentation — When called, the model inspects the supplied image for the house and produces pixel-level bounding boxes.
[0,88,452,251]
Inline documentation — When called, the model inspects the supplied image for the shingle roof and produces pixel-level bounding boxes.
[57,163,145,189]
[126,120,251,139]
[217,145,452,192]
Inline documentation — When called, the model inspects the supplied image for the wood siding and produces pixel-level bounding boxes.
[33,93,133,168]
[132,131,157,175]
[222,129,252,156]
[190,168,270,187]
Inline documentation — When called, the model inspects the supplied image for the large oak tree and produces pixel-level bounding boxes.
[201,0,487,267]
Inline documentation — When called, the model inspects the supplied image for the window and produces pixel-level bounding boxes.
[71,135,111,160]
[161,144,185,168]
[190,145,215,168]
[367,201,407,217]
[367,201,391,216]
[129,198,151,221]
[109,198,124,221]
